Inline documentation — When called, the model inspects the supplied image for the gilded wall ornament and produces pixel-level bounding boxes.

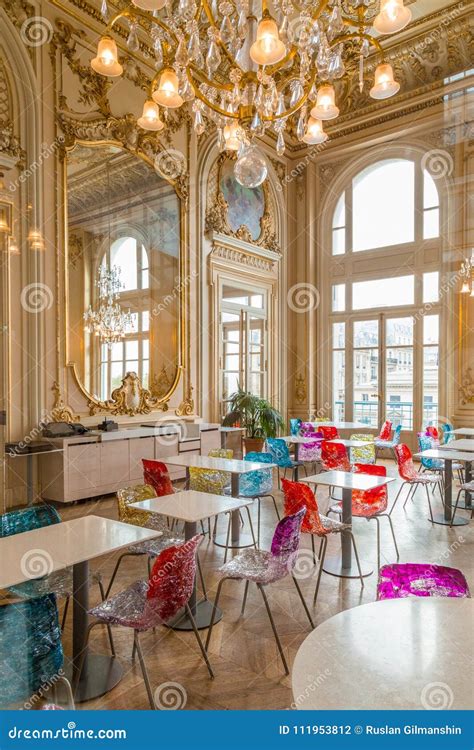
[295,374,307,405]
[88,371,169,416]
[460,368,474,406]
[175,385,194,417]
[50,381,80,424]
[150,366,173,400]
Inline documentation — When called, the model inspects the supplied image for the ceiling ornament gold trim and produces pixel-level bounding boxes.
[50,381,80,424]
[88,371,169,416]
[175,384,194,417]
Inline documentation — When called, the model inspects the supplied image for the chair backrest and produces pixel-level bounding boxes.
[319,425,339,440]
[289,418,302,436]
[146,535,202,622]
[352,463,387,506]
[321,441,350,471]
[417,434,441,470]
[117,484,158,527]
[426,425,439,441]
[188,448,233,494]
[142,459,174,497]
[300,422,317,436]
[240,452,273,496]
[442,423,455,444]
[350,433,375,464]
[281,478,326,535]
[270,507,305,564]
[0,504,61,538]
[208,448,233,459]
[377,420,392,441]
[266,438,292,467]
[392,424,403,445]
[394,443,418,481]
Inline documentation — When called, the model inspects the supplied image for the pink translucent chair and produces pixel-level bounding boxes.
[377,563,470,600]
[282,479,363,604]
[205,509,314,675]
[319,425,339,440]
[327,464,399,571]
[394,444,442,523]
[74,536,213,709]
[298,425,323,469]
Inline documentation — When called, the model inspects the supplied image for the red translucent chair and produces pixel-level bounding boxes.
[327,464,399,571]
[393,444,442,523]
[142,459,174,497]
[321,441,350,471]
[377,420,392,441]
[74,536,213,709]
[205,509,314,675]
[319,425,339,440]
[426,425,440,443]
[377,563,470,600]
[281,479,364,605]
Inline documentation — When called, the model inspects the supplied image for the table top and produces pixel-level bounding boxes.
[442,439,474,452]
[416,448,474,463]
[219,427,245,432]
[301,470,395,491]
[132,490,253,523]
[308,421,370,430]
[452,428,474,436]
[281,435,321,444]
[0,515,160,589]
[162,455,276,473]
[328,438,374,448]
[292,598,473,710]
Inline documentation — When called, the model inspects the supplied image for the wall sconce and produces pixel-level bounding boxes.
[460,250,474,296]
[28,229,45,251]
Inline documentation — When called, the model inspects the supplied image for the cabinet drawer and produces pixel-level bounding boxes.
[68,443,100,492]
[129,437,155,481]
[179,440,201,453]
[100,441,130,486]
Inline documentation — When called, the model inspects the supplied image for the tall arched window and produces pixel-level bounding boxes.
[326,156,442,438]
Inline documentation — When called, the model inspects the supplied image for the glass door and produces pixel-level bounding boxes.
[352,318,380,427]
[385,316,414,430]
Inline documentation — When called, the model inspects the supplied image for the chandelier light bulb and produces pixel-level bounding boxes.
[137,99,165,131]
[250,16,286,66]
[310,84,339,121]
[373,0,412,34]
[152,69,184,108]
[460,281,470,294]
[234,145,268,188]
[132,0,166,9]
[223,121,243,151]
[91,36,123,77]
[370,63,400,99]
[302,117,328,145]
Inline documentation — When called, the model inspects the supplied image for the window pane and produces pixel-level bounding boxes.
[423,346,439,426]
[111,342,123,361]
[111,237,138,291]
[352,276,414,310]
[353,348,379,427]
[250,294,264,308]
[126,360,139,373]
[142,359,149,388]
[386,317,413,346]
[333,350,345,421]
[223,372,239,399]
[111,361,124,389]
[333,322,345,349]
[126,340,139,359]
[332,227,345,255]
[224,355,239,371]
[353,320,378,348]
[423,169,439,209]
[423,272,439,303]
[353,160,415,251]
[142,340,149,358]
[142,311,149,332]
[332,284,345,312]
[333,192,345,228]
[423,208,439,239]
[424,315,439,345]
[386,347,413,430]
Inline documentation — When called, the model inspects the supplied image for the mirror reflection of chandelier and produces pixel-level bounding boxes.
[460,251,474,296]
[90,0,410,187]
[84,265,134,347]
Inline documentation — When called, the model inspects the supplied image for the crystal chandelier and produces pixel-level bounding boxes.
[84,265,134,347]
[91,0,411,186]
[460,251,474,296]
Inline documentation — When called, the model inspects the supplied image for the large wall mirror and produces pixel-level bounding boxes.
[65,142,182,407]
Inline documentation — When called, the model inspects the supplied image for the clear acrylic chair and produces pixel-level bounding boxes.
[281,479,364,605]
[375,424,402,460]
[451,480,474,527]
[393,443,443,523]
[239,451,279,546]
[266,437,303,484]
[205,509,314,675]
[349,433,375,464]
[377,563,470,600]
[74,536,213,709]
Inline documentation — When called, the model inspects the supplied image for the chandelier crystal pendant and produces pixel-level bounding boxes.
[460,252,474,296]
[91,0,408,186]
[83,265,134,347]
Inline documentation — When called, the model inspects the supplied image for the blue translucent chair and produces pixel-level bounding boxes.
[374,424,402,460]
[289,418,302,436]
[418,434,464,485]
[266,437,303,484]
[239,451,279,545]
[0,594,74,708]
[442,423,455,445]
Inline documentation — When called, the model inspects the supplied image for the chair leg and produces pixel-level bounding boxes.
[450,488,462,527]
[372,516,381,572]
[349,532,364,588]
[196,555,207,599]
[184,603,214,679]
[241,580,249,616]
[61,596,70,631]
[257,583,289,675]
[270,494,280,521]
[205,578,227,651]
[244,505,257,549]
[97,578,115,656]
[212,515,218,540]
[106,552,133,597]
[223,513,232,564]
[134,630,156,710]
[313,535,328,605]
[257,499,261,547]
[310,535,316,565]
[402,483,416,509]
[424,485,434,523]
[291,575,314,629]
[57,675,75,709]
[384,514,399,559]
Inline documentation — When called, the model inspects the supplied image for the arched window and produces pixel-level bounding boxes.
[326,156,442,437]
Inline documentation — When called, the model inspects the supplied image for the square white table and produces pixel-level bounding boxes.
[132,491,253,630]
[442,438,474,452]
[310,421,371,430]
[0,515,160,702]
[416,448,474,525]
[163,455,276,548]
[301,470,395,578]
[452,428,474,437]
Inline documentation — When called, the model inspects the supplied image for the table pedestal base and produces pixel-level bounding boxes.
[65,654,123,703]
[166,599,222,631]
[323,556,373,579]
[431,513,469,527]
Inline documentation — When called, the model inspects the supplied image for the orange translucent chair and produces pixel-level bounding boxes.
[393,444,442,523]
[319,425,339,440]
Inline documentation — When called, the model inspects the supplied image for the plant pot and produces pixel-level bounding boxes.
[243,437,265,454]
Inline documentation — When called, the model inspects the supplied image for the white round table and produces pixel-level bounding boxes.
[292,598,473,710]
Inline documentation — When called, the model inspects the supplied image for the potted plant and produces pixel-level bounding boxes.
[222,387,284,453]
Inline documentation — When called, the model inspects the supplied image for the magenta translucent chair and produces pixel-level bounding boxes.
[298,426,323,468]
[394,443,443,523]
[205,509,314,675]
[377,563,470,600]
[74,536,213,709]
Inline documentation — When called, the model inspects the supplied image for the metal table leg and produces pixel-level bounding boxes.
[65,560,122,702]
[323,487,372,579]
[294,443,300,481]
[432,458,468,526]
[168,520,223,631]
[213,472,255,552]
[26,454,34,505]
[457,460,473,511]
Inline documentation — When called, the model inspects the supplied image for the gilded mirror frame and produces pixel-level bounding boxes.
[61,137,186,414]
